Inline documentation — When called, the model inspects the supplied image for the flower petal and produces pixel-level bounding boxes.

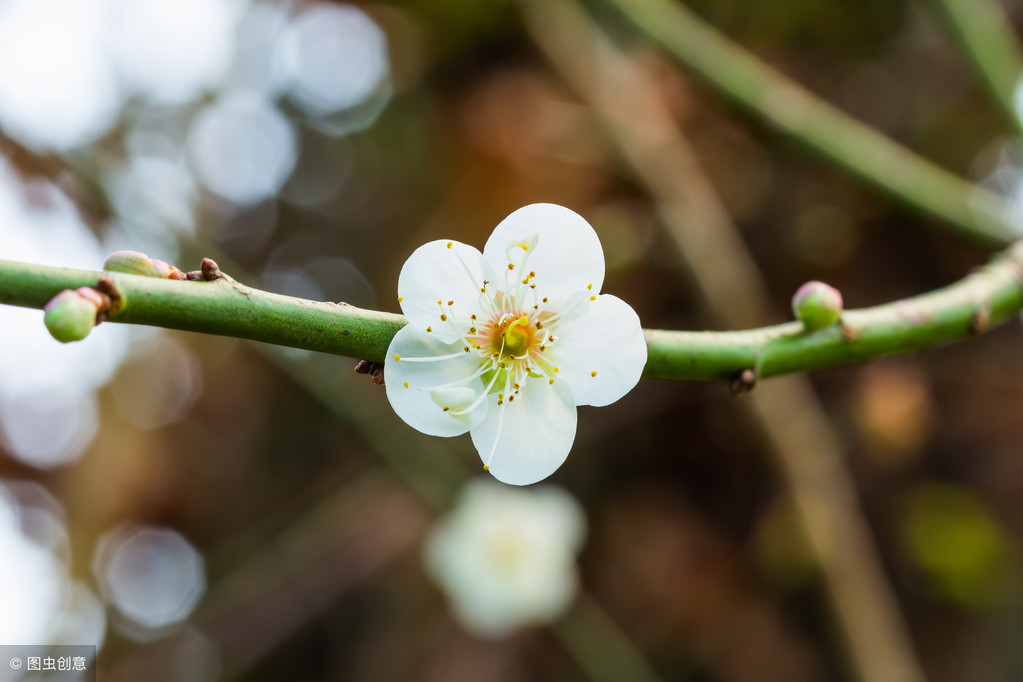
[398,239,497,343]
[482,204,605,308]
[549,294,646,407]
[385,325,488,437]
[470,379,577,485]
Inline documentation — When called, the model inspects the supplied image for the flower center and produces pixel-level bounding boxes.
[501,314,532,356]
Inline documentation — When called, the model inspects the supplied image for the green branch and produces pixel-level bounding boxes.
[928,0,1023,137]
[602,0,1016,246]
[3,247,1023,384]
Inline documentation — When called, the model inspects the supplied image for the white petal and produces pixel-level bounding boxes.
[385,325,488,437]
[470,379,577,485]
[398,239,496,343]
[549,294,646,407]
[482,204,605,308]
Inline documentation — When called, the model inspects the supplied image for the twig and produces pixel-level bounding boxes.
[928,0,1023,137]
[602,0,1016,246]
[2,250,1021,384]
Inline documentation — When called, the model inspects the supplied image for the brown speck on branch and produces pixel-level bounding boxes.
[354,360,385,386]
[970,304,991,335]
[730,368,757,395]
[94,277,122,318]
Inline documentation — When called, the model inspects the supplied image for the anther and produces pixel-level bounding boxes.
[447,300,454,306]
[464,346,470,352]
[446,241,453,249]
[394,354,401,361]
[542,297,548,303]
[529,271,535,278]
[587,283,592,290]
[398,296,404,302]
[590,296,596,301]
[443,406,450,412]
[548,378,555,385]
[591,370,598,377]
[403,381,409,388]
[426,326,432,332]
[440,314,447,321]
[508,263,515,270]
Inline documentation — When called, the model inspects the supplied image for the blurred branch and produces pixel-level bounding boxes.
[928,0,1023,136]
[3,250,1023,383]
[601,0,1015,246]
[522,2,928,681]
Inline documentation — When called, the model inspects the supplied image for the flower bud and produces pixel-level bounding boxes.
[150,259,186,280]
[43,288,102,343]
[103,250,185,279]
[104,250,162,277]
[792,280,843,331]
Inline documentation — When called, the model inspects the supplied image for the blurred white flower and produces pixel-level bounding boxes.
[424,478,586,638]
[385,203,647,485]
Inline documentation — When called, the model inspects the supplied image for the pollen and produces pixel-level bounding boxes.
[483,464,491,470]
[548,378,555,385]
[437,300,442,305]
[403,381,409,388]
[587,283,593,290]
[395,354,401,361]
[446,241,453,249]
[590,295,596,301]
[398,296,404,302]
[591,370,598,377]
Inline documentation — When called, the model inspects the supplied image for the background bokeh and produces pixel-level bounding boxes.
[3,0,1023,680]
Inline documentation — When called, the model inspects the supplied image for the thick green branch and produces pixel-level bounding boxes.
[0,259,405,362]
[602,0,1016,246]
[2,250,1022,383]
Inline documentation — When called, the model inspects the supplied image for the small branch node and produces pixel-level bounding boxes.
[95,277,123,318]
[354,360,386,386]
[970,304,991,335]
[730,368,757,395]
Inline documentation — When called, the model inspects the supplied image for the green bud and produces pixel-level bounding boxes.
[792,280,843,331]
[43,288,102,343]
[104,250,162,277]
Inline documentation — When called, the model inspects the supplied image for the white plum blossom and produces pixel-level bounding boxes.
[424,478,586,637]
[384,203,647,485]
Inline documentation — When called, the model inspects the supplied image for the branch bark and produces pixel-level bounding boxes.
[2,245,1022,383]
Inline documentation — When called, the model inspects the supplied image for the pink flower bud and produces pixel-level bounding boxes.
[792,281,843,331]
